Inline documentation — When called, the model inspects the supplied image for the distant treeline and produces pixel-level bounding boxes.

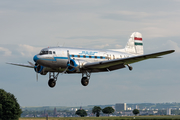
[22,103,180,111]
[19,116,180,120]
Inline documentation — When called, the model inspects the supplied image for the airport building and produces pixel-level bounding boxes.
[115,103,126,111]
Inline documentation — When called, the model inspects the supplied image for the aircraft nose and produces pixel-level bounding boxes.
[33,55,39,62]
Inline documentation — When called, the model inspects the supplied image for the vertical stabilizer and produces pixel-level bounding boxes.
[125,32,143,55]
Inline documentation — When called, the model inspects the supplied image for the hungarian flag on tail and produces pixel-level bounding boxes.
[134,37,143,46]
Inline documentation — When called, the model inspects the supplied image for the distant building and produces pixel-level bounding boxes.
[127,107,132,110]
[167,108,171,115]
[44,109,47,117]
[136,105,139,109]
[54,107,57,117]
[115,103,126,111]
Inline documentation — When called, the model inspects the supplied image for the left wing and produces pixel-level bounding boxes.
[6,62,34,68]
[83,50,175,69]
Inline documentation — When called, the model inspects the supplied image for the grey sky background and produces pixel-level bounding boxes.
[0,0,180,107]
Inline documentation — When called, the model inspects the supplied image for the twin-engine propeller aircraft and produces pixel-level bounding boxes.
[7,32,175,88]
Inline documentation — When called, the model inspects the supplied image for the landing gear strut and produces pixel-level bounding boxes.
[81,71,91,86]
[48,72,59,88]
[127,64,133,71]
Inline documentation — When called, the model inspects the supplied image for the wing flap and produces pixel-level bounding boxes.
[83,50,175,69]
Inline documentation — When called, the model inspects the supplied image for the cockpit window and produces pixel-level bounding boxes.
[53,51,56,54]
[39,51,53,55]
[45,51,48,54]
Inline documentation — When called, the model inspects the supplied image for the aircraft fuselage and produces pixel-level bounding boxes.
[34,47,134,73]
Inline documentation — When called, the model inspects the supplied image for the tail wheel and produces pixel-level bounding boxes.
[48,79,56,88]
[81,77,89,86]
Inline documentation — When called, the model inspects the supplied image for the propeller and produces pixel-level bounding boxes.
[62,50,76,74]
[28,61,35,67]
[28,61,39,81]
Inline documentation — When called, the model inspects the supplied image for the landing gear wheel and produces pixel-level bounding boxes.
[48,79,56,88]
[81,77,89,86]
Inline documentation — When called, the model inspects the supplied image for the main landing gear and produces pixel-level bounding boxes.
[81,71,91,86]
[47,71,91,88]
[48,72,59,88]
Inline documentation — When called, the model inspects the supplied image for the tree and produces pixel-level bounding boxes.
[75,109,87,117]
[0,89,22,120]
[102,107,114,116]
[133,109,140,116]
[92,106,102,117]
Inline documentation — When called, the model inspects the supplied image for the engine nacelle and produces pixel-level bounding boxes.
[67,59,87,72]
[34,65,44,74]
[75,59,87,68]
[67,59,78,72]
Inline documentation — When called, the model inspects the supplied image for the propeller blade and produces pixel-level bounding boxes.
[67,50,70,63]
[69,64,76,68]
[28,61,35,67]
[62,67,68,74]
[36,73,38,81]
[36,64,39,81]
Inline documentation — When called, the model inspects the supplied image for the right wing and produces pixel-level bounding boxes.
[83,50,175,70]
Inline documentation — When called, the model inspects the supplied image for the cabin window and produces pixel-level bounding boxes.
[77,55,80,58]
[89,56,91,58]
[72,55,74,57]
[53,51,56,54]
[100,56,103,59]
[83,55,86,58]
[49,51,52,54]
[95,56,97,58]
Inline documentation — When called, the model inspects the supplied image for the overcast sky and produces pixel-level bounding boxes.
[0,0,180,107]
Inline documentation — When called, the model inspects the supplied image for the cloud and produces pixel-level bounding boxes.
[162,40,180,53]
[93,44,109,49]
[0,47,12,56]
[101,11,149,21]
[17,44,42,57]
[115,44,123,49]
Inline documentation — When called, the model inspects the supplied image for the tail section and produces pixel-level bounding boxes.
[125,32,144,55]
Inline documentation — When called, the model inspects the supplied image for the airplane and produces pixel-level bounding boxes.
[7,32,175,88]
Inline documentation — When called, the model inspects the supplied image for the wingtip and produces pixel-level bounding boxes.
[167,50,175,53]
[169,50,175,53]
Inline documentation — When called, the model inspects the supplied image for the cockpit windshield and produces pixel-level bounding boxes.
[39,51,55,55]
